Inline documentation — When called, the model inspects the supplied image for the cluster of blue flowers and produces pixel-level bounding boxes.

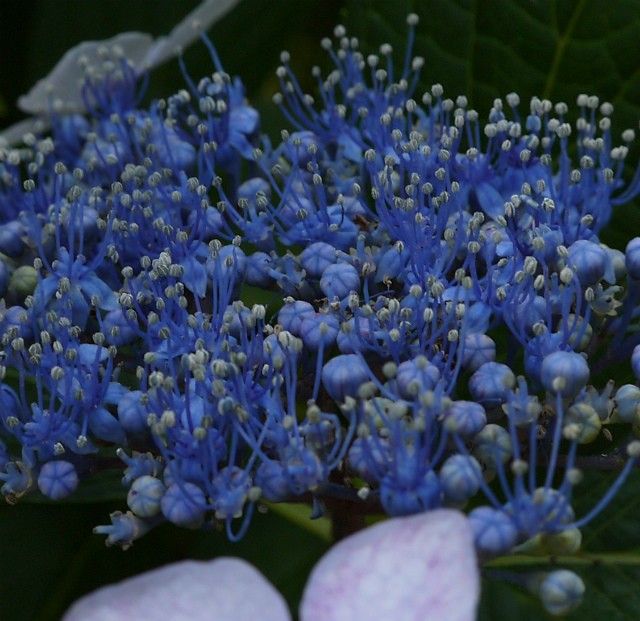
[2,15,640,563]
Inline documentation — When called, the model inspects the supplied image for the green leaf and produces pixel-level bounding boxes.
[478,565,640,621]
[345,0,640,125]
[480,563,640,621]
[23,468,126,505]
[267,502,332,542]
[575,469,640,552]
[241,283,286,316]
[0,502,328,621]
[477,469,640,619]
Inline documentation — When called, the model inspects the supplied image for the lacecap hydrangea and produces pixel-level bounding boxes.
[2,9,640,617]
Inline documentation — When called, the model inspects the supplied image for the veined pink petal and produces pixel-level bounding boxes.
[300,509,479,621]
[63,558,292,621]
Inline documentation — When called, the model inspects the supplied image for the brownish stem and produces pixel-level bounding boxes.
[330,499,366,541]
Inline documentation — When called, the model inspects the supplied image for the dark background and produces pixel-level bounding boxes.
[1,1,640,619]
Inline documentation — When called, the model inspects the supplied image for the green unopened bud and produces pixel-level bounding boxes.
[563,403,601,444]
[9,265,38,297]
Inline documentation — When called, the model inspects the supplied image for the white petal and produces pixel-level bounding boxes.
[63,557,292,621]
[18,32,155,115]
[143,0,242,69]
[17,0,242,116]
[0,117,50,147]
[300,509,479,621]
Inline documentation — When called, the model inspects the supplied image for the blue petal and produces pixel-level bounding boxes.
[181,255,208,297]
[229,130,255,158]
[466,302,492,334]
[77,344,109,366]
[230,106,258,135]
[104,382,128,405]
[337,133,363,163]
[34,276,59,309]
[476,183,505,220]
[81,274,119,310]
[89,407,127,444]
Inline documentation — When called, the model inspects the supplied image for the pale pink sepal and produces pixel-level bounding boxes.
[300,509,479,621]
[63,557,292,621]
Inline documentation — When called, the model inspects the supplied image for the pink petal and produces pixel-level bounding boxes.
[300,509,479,621]
[64,558,292,621]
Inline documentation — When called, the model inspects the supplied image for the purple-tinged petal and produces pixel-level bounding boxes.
[300,509,479,621]
[64,558,292,621]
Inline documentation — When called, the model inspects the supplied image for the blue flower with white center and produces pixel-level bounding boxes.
[101,309,137,346]
[34,245,118,329]
[93,511,150,549]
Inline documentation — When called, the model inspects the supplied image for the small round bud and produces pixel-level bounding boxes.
[9,266,38,297]
[625,237,640,280]
[538,570,585,616]
[127,476,165,517]
[540,351,589,398]
[468,506,518,556]
[161,482,206,527]
[37,461,78,500]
